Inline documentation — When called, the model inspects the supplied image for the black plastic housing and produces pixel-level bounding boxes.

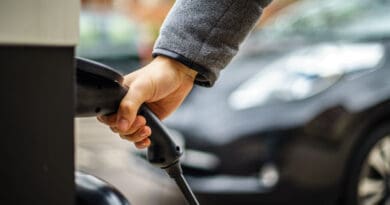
[76,58,127,117]
[139,105,182,168]
[76,171,130,205]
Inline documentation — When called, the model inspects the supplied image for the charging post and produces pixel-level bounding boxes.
[0,1,79,204]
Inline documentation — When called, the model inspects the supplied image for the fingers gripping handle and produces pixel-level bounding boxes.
[110,85,183,168]
[139,105,183,168]
[114,83,182,167]
[75,57,182,168]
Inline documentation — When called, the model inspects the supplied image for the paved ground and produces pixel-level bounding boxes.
[75,117,186,205]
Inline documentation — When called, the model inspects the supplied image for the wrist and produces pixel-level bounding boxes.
[154,56,197,81]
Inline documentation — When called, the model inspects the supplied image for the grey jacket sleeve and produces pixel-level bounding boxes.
[152,0,271,87]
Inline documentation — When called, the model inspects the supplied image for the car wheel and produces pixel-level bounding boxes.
[345,123,390,205]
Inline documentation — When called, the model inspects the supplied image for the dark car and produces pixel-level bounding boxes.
[164,0,390,204]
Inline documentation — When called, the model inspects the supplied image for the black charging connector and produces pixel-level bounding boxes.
[139,105,199,205]
[75,57,200,205]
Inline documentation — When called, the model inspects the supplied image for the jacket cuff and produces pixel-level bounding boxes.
[152,48,216,87]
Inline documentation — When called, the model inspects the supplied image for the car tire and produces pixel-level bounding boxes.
[344,122,390,205]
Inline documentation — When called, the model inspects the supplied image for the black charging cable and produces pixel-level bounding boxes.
[139,105,200,205]
[165,162,199,205]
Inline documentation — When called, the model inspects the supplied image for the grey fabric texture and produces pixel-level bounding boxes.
[153,0,271,87]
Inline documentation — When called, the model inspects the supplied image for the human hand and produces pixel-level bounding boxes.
[97,56,197,149]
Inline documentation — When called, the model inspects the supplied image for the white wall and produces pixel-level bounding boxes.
[0,0,79,46]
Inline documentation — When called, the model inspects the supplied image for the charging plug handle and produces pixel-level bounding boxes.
[75,57,199,205]
[139,105,182,167]
[140,106,199,205]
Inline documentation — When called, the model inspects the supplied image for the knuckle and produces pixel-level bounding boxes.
[121,134,136,142]
[136,116,147,125]
[119,101,134,112]
[121,126,138,135]
[124,132,145,142]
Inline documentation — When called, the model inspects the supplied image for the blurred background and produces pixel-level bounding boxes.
[76,0,390,204]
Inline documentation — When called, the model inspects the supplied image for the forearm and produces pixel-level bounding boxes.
[153,0,271,87]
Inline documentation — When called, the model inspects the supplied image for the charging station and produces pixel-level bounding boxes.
[0,1,79,204]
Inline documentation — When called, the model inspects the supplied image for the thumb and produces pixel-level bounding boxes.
[116,78,154,132]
